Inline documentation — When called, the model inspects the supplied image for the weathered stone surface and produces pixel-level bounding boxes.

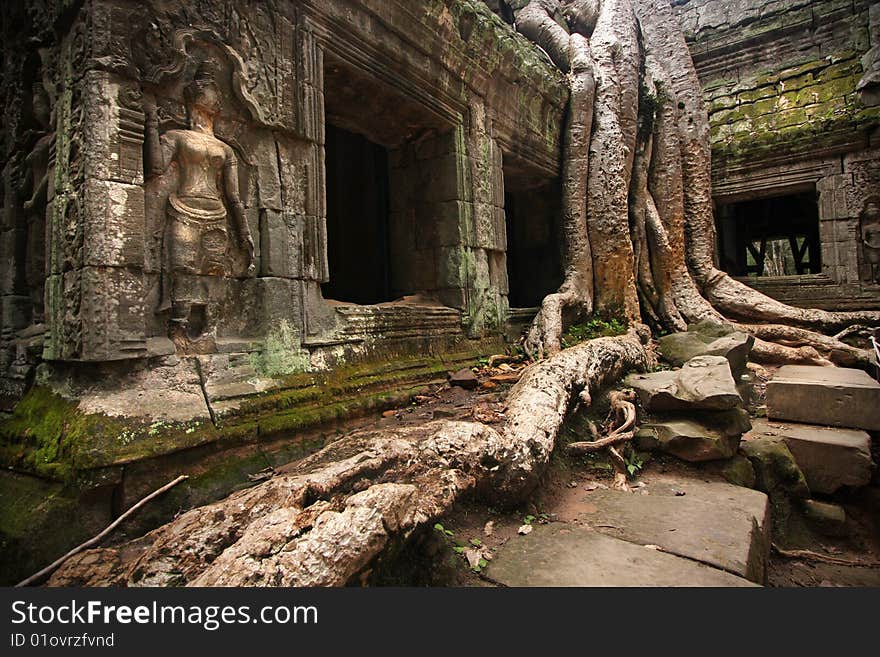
[747,419,873,494]
[722,455,757,489]
[658,320,754,377]
[741,435,810,542]
[625,355,742,411]
[801,499,848,537]
[766,365,880,431]
[74,357,209,423]
[576,478,770,583]
[635,417,741,462]
[485,524,757,587]
[741,436,810,500]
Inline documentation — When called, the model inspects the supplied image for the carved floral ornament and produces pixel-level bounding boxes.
[132,26,266,123]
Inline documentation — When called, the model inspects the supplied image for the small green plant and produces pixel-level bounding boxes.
[472,558,489,573]
[624,450,644,477]
[434,523,454,537]
[561,316,628,349]
[522,514,536,525]
[469,538,482,547]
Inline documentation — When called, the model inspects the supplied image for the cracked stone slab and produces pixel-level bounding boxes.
[765,365,880,431]
[75,357,209,423]
[195,353,279,417]
[573,478,770,583]
[485,524,757,587]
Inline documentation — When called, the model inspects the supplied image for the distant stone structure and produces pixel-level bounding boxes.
[672,0,880,309]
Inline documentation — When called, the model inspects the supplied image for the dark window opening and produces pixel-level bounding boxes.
[321,124,393,305]
[504,184,564,307]
[716,191,821,277]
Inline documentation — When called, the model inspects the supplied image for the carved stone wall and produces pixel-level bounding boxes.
[0,0,567,408]
[675,0,880,309]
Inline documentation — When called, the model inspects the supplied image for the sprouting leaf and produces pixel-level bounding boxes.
[470,538,482,547]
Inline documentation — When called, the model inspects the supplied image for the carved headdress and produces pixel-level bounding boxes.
[183,61,222,115]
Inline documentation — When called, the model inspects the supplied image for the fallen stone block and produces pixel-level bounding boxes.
[635,410,748,462]
[801,499,848,537]
[658,319,754,378]
[747,419,873,494]
[448,368,478,390]
[625,355,742,412]
[765,365,880,431]
[722,455,756,489]
[741,435,809,542]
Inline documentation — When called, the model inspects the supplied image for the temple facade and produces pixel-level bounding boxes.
[0,0,878,583]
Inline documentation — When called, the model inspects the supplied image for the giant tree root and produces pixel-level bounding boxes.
[48,332,648,587]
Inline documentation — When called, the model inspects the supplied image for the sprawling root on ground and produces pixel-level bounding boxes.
[517,0,880,360]
[47,332,648,587]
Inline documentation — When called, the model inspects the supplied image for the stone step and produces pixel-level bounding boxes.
[570,479,770,582]
[486,473,769,587]
[746,419,873,494]
[485,525,757,587]
[765,365,880,431]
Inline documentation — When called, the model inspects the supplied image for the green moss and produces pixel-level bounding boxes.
[0,471,96,585]
[561,314,628,349]
[0,386,223,480]
[252,320,311,377]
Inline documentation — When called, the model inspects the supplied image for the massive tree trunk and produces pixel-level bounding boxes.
[517,0,880,358]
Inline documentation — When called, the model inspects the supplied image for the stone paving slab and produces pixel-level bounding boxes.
[574,479,770,583]
[747,419,873,494]
[485,524,757,587]
[765,365,880,431]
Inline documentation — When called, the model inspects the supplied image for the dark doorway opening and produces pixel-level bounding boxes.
[716,191,821,277]
[504,184,564,308]
[321,124,392,305]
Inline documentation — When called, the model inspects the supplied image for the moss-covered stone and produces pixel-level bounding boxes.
[722,454,757,489]
[0,471,109,585]
[741,436,810,546]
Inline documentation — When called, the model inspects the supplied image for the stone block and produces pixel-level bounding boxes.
[259,209,302,279]
[765,365,880,430]
[625,355,743,412]
[801,499,848,537]
[658,319,754,378]
[636,409,749,462]
[485,524,757,587]
[0,296,32,334]
[81,71,144,186]
[77,266,147,361]
[747,419,873,494]
[82,179,145,267]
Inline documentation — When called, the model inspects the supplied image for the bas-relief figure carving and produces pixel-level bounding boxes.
[143,62,255,351]
[21,80,54,326]
[861,196,880,284]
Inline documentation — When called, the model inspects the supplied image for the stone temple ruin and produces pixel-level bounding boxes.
[1,0,879,586]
